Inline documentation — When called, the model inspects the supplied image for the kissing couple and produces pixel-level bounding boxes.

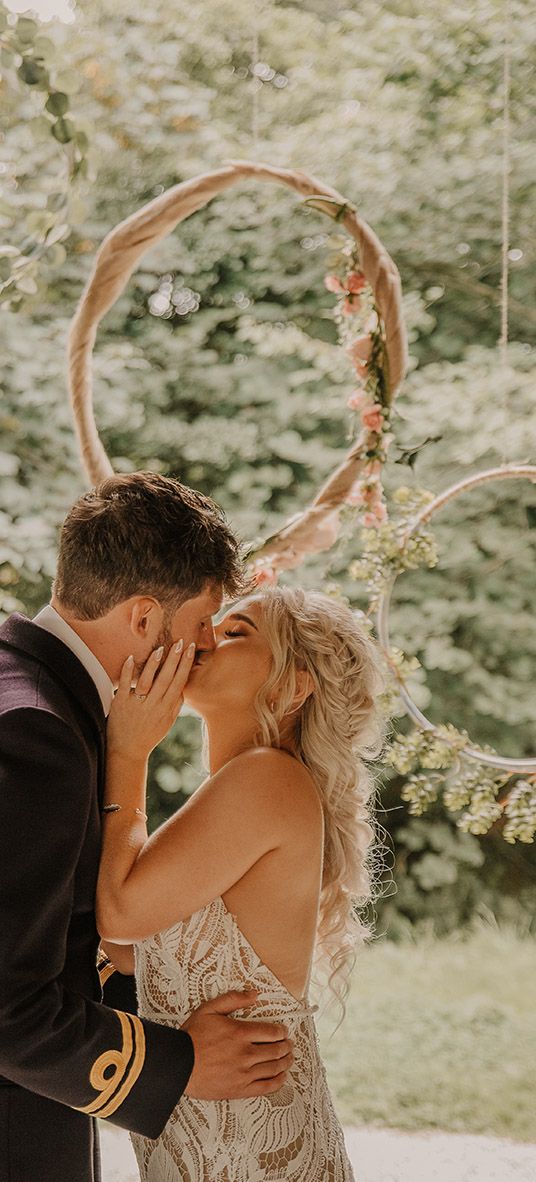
[0,470,384,1181]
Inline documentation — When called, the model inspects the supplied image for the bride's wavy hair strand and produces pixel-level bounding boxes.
[251,586,386,1017]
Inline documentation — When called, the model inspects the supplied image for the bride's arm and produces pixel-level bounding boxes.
[97,647,295,944]
[98,748,291,943]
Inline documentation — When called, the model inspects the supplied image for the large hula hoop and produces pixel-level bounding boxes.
[67,160,407,573]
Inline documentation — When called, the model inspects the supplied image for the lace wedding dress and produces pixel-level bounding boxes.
[131,895,355,1181]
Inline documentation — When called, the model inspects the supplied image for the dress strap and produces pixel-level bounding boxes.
[290,1001,319,1019]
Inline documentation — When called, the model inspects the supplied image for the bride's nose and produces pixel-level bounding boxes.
[212,621,228,650]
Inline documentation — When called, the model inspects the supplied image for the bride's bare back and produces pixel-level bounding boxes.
[221,749,323,1001]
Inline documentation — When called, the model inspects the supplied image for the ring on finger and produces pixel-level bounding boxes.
[132,691,147,702]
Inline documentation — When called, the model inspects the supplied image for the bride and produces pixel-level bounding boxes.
[97,585,384,1180]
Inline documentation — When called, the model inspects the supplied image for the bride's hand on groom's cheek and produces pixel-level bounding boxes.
[106,640,196,761]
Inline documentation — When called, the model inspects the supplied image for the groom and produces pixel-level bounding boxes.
[0,472,293,1182]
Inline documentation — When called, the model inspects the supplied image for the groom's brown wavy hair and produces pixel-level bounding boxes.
[54,472,247,619]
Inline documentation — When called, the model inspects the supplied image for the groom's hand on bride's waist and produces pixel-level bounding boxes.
[181,989,294,1100]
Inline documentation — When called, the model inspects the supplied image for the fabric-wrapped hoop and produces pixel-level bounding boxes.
[67,160,408,575]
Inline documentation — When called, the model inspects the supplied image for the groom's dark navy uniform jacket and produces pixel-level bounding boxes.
[0,614,194,1182]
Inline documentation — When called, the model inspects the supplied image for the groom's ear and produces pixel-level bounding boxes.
[127,597,163,640]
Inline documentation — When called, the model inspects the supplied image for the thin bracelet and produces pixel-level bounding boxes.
[102,804,148,821]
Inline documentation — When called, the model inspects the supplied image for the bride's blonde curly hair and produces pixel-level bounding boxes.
[252,586,386,1012]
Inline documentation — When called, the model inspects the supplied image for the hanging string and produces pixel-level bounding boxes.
[251,4,260,157]
[499,2,511,368]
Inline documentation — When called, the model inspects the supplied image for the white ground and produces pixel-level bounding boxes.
[100,1123,536,1181]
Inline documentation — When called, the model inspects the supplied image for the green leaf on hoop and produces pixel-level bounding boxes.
[15,17,38,44]
[51,118,75,144]
[395,436,443,468]
[45,92,70,117]
[17,59,48,87]
[300,195,357,222]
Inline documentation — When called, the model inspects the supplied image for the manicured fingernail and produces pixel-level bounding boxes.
[175,639,184,654]
[154,646,164,661]
[187,641,196,657]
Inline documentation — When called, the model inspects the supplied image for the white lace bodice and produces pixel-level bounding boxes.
[132,896,355,1181]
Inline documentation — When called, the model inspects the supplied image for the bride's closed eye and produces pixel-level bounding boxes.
[224,629,245,638]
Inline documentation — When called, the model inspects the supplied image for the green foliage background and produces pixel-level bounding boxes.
[1,0,535,932]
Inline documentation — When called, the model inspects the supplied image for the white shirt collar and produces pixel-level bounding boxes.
[33,604,114,717]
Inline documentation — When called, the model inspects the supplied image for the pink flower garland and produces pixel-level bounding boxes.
[250,258,393,587]
[324,263,391,528]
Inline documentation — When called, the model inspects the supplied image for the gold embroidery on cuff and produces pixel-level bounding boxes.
[75,1010,146,1118]
[96,1017,146,1119]
[98,962,116,986]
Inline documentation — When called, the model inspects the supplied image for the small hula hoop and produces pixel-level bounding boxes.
[376,464,536,773]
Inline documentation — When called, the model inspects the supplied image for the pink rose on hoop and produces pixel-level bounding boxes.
[342,272,367,315]
[345,479,388,526]
[325,269,368,316]
[342,296,360,317]
[324,275,345,294]
[361,404,385,432]
[346,271,367,294]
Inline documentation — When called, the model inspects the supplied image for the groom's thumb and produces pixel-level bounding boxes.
[202,989,259,1015]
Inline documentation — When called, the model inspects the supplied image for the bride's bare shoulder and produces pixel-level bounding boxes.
[218,747,322,823]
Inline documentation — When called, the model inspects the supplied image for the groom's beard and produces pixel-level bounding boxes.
[156,621,174,658]
[133,620,174,678]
